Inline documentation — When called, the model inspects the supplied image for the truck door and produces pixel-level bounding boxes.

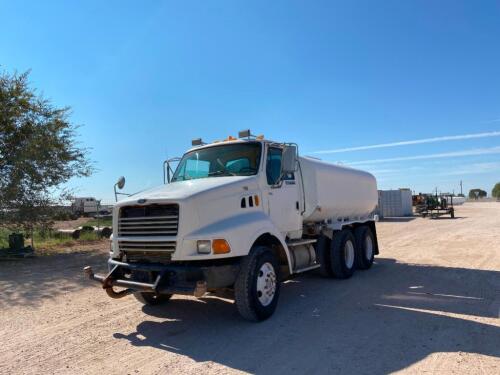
[265,146,302,238]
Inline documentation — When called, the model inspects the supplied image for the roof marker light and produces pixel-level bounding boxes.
[192,138,205,146]
[238,129,251,138]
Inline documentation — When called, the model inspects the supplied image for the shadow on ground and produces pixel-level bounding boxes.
[113,258,500,374]
[379,217,416,222]
[0,250,108,308]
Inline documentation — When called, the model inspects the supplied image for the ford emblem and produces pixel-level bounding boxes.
[137,199,147,204]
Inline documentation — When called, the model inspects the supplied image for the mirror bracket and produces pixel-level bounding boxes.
[114,176,130,202]
[163,157,181,184]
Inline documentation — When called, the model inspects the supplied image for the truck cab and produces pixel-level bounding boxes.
[85,130,379,321]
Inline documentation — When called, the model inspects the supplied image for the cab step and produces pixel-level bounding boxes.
[286,238,317,247]
[293,263,321,273]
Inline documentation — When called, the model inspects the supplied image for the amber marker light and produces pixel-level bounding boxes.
[212,239,231,254]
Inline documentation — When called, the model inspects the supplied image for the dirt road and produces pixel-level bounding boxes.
[1,202,499,374]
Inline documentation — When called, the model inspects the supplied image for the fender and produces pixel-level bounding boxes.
[247,226,293,275]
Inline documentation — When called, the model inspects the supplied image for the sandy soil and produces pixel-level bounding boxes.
[0,202,499,374]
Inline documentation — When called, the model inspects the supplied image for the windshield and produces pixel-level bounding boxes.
[171,142,262,182]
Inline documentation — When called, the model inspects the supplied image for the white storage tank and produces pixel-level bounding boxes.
[446,196,465,205]
[299,157,378,222]
[377,189,413,218]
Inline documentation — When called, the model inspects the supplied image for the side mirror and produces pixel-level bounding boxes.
[116,176,126,190]
[114,176,127,202]
[282,145,297,173]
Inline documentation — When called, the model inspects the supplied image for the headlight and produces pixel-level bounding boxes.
[197,240,211,254]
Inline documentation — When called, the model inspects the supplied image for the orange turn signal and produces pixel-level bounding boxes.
[212,239,231,254]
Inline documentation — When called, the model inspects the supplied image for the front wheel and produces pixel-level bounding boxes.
[234,246,280,321]
[132,270,173,306]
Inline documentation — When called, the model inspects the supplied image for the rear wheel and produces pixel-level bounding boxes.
[235,246,280,321]
[330,229,356,279]
[354,226,375,270]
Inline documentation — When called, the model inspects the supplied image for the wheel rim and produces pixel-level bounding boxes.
[344,240,355,269]
[256,262,277,306]
[365,235,373,260]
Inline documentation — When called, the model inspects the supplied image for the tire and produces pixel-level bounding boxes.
[71,229,81,239]
[234,246,280,322]
[134,292,172,305]
[354,226,375,270]
[100,227,112,238]
[132,270,172,306]
[315,234,333,277]
[330,229,356,279]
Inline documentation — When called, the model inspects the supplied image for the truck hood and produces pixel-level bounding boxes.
[116,176,256,205]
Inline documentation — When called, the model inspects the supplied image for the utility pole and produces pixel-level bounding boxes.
[460,180,463,196]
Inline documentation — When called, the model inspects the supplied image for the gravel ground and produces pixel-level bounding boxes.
[0,202,499,374]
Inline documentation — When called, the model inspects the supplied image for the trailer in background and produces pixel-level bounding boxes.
[413,193,455,219]
[71,197,99,217]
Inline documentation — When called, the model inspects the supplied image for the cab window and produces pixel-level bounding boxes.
[266,147,282,185]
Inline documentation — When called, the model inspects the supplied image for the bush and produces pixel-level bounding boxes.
[468,189,487,200]
[492,183,500,199]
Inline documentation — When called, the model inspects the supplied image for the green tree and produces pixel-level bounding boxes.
[0,70,92,244]
[468,189,487,200]
[492,183,500,199]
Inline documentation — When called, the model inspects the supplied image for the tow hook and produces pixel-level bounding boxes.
[84,266,135,299]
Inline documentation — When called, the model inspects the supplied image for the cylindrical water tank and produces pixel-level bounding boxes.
[299,157,378,222]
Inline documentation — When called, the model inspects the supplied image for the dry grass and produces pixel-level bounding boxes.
[1,227,109,254]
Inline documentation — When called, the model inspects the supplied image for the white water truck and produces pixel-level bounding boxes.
[84,130,379,321]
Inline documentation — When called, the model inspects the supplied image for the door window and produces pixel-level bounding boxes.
[266,147,282,185]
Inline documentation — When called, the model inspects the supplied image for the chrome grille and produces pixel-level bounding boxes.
[124,251,172,264]
[118,241,176,252]
[118,204,179,237]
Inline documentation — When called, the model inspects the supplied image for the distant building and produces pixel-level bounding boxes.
[377,189,413,218]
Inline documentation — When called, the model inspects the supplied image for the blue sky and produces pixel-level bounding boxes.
[1,0,499,202]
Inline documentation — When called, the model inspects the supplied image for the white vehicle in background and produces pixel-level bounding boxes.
[71,197,99,216]
[84,130,380,321]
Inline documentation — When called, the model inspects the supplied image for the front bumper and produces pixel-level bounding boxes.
[83,258,240,298]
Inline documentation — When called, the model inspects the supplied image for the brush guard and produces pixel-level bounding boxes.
[84,259,209,299]
[84,259,239,299]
